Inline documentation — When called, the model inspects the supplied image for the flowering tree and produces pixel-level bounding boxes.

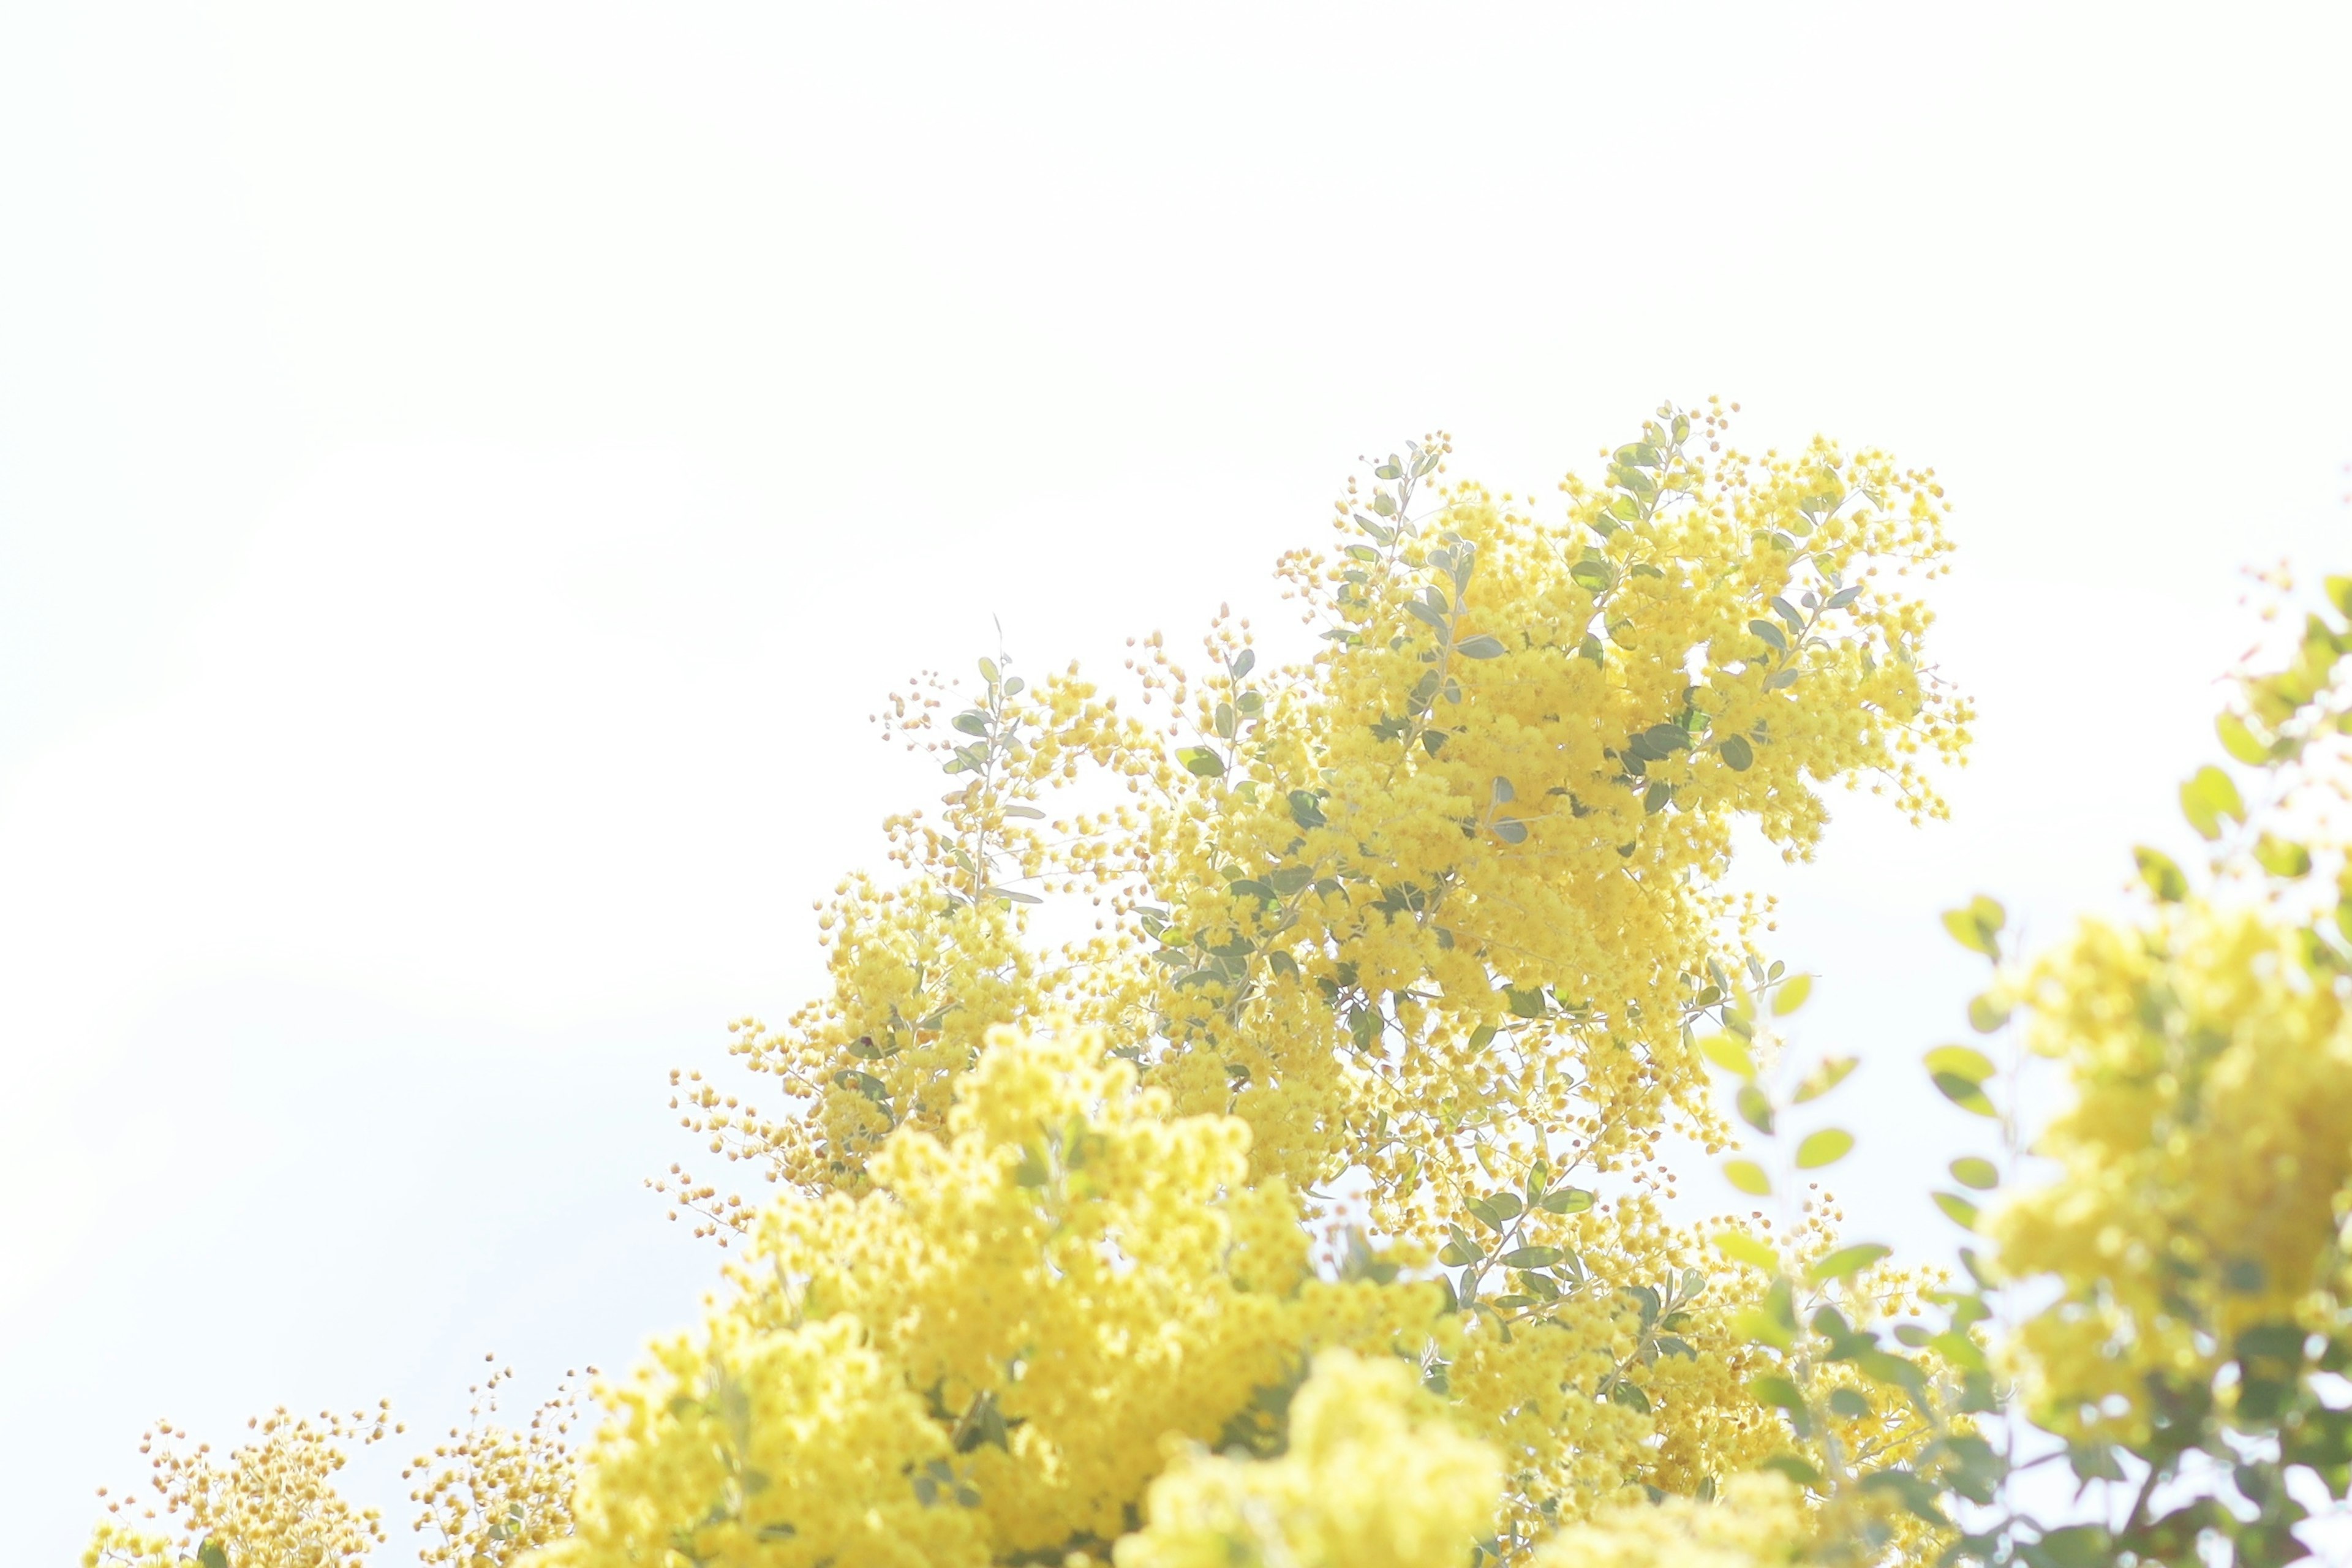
[88,405,2352,1567]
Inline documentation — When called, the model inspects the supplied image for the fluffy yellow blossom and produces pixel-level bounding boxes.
[1997,904,2352,1443]
[86,1406,393,1568]
[1115,1349,1502,1568]
[1532,1474,1806,1568]
[551,1026,1439,1567]
[90,408,1979,1567]
[620,409,1972,1559]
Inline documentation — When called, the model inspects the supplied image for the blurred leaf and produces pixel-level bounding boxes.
[1795,1129,1854,1169]
[1940,896,2006,957]
[1761,1453,1822,1488]
[2179,764,2244,841]
[1540,1186,1594,1214]
[1457,633,1507,660]
[1792,1055,1857,1102]
[1724,1159,1772,1196]
[1718,733,1755,771]
[1736,1083,1776,1135]
[2029,1525,2113,1568]
[2217,712,2272,764]
[1924,1044,1994,1084]
[1809,1243,1890,1285]
[2255,834,2313,878]
[1177,746,1225,778]
[1492,815,1528,845]
[1500,1246,1563,1269]
[1749,619,1789,652]
[1966,992,2011,1033]
[1932,1072,1997,1118]
[1772,973,1812,1016]
[1933,1190,1981,1229]
[1698,1033,1757,1080]
[1714,1231,1777,1272]
[1950,1157,2000,1191]
[2133,845,2188,901]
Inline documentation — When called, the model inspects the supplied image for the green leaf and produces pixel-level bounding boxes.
[1808,1243,1890,1285]
[1288,790,1327,829]
[1176,745,1225,778]
[1500,1246,1563,1269]
[1926,1045,1997,1117]
[1933,1190,1981,1229]
[1771,973,1812,1016]
[1717,733,1754,771]
[2255,834,2313,878]
[1491,815,1528,845]
[1456,633,1507,659]
[2030,1525,2114,1568]
[1924,1043,1994,1083]
[1932,1073,1997,1117]
[1724,1159,1772,1196]
[1860,1469,1947,1526]
[1760,1453,1823,1488]
[1950,1156,2000,1191]
[1795,1128,1854,1169]
[2133,845,2188,901]
[1792,1055,1856,1102]
[1698,1033,1756,1080]
[1735,1083,1776,1135]
[2179,764,2244,841]
[1940,895,2006,957]
[1570,559,1614,594]
[1714,1230,1778,1271]
[1749,1373,1806,1413]
[1539,1186,1594,1214]
[1748,618,1788,652]
[1966,992,2011,1033]
[198,1543,230,1568]
[2217,712,2272,764]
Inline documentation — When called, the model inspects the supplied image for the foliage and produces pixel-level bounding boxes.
[86,404,2352,1566]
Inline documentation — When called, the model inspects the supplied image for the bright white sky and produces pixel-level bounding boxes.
[3,4,2349,1554]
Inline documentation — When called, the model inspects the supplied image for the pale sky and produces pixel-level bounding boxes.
[4,4,2349,1555]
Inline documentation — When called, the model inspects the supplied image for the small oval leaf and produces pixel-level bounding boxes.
[1724,1158,1773,1196]
[1950,1156,2000,1191]
[1772,973,1813,1016]
[1795,1128,1855,1169]
[1792,1055,1857,1103]
[1933,1190,1981,1229]
[1923,1044,1995,1084]
[1698,1033,1757,1080]
[1808,1242,1891,1285]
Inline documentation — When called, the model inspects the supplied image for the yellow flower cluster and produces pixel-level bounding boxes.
[86,1407,394,1568]
[1532,1474,1806,1568]
[1996,871,2352,1444]
[87,407,1973,1567]
[606,406,1969,1559]
[1989,580,2352,1460]
[550,1026,1436,1567]
[405,1360,589,1566]
[1116,1349,1501,1568]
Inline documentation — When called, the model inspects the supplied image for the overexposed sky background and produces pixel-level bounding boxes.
[3,3,2349,1553]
